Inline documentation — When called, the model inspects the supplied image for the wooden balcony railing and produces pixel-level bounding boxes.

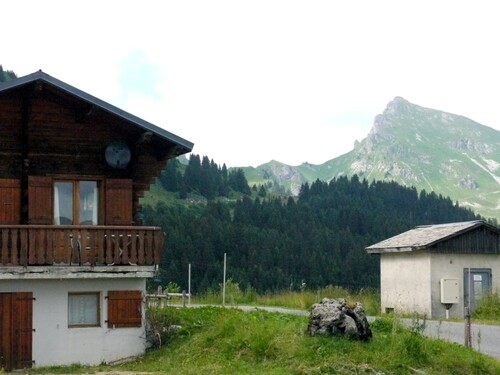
[0,225,164,266]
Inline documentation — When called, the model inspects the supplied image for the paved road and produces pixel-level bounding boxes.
[418,319,500,360]
[182,304,500,360]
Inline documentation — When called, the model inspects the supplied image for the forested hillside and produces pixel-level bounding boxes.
[157,155,254,199]
[143,155,483,294]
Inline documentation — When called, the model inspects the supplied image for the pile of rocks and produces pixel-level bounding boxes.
[307,298,372,341]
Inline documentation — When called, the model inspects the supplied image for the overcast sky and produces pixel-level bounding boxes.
[2,1,499,167]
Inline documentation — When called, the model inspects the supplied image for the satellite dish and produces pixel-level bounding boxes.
[105,141,131,169]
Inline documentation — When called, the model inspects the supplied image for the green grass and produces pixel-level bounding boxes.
[193,284,381,316]
[473,291,500,323]
[28,307,500,374]
[195,284,500,324]
[140,183,185,208]
[24,291,500,374]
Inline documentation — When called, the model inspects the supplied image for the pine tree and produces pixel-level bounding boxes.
[159,159,182,192]
[183,154,202,193]
[228,168,251,195]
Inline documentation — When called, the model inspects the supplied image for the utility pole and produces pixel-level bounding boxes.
[188,263,191,306]
[222,253,227,306]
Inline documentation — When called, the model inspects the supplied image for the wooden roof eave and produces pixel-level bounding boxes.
[366,246,425,254]
[0,70,194,157]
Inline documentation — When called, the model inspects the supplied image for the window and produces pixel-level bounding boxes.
[54,180,99,225]
[107,290,142,328]
[68,292,100,327]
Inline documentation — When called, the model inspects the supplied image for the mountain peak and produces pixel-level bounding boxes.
[369,97,423,142]
[367,97,412,143]
[383,96,411,115]
[244,97,500,220]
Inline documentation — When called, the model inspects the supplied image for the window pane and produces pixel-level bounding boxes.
[68,293,99,326]
[54,182,73,225]
[79,181,98,225]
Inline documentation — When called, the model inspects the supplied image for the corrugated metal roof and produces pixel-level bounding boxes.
[0,70,194,153]
[366,220,498,253]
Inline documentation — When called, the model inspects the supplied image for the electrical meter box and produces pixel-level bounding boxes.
[440,278,459,304]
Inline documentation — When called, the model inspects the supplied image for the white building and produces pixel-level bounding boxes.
[366,220,500,319]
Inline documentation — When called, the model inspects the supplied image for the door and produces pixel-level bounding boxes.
[0,292,34,371]
[464,268,492,312]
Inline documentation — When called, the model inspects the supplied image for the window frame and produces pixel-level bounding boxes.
[68,292,101,328]
[53,178,103,225]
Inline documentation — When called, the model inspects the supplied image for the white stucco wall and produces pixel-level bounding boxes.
[0,277,147,368]
[380,252,432,316]
[430,253,500,319]
[380,252,500,319]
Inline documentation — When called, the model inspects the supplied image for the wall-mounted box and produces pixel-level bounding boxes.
[440,278,459,304]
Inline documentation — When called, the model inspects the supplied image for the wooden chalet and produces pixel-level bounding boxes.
[0,70,193,370]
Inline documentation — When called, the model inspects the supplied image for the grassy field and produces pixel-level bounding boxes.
[29,305,500,375]
[193,283,500,322]
[23,288,500,374]
[191,283,381,316]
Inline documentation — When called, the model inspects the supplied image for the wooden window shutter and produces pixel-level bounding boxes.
[28,176,53,225]
[0,179,21,225]
[107,290,142,328]
[105,179,133,225]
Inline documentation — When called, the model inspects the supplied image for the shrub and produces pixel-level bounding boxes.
[164,281,181,293]
[473,291,500,321]
[146,308,182,348]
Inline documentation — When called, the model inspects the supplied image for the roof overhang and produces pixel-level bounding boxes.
[365,220,499,254]
[366,246,425,254]
[0,70,194,158]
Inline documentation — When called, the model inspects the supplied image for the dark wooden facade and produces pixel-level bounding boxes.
[429,225,500,254]
[0,71,193,267]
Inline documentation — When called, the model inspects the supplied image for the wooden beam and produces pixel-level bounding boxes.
[20,88,33,224]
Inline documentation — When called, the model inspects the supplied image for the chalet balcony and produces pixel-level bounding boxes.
[0,225,164,267]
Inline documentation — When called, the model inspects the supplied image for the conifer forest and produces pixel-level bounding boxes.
[143,155,483,294]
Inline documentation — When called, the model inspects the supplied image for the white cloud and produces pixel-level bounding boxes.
[2,0,500,167]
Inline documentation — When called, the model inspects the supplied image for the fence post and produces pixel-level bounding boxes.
[465,306,472,347]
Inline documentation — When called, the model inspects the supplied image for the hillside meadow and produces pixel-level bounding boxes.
[25,289,500,375]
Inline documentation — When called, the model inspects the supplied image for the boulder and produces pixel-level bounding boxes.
[307,298,372,341]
